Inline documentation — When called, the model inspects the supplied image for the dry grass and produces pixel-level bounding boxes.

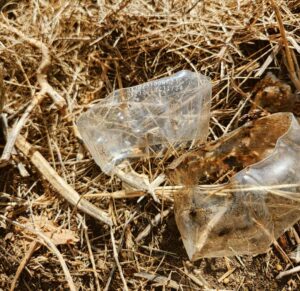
[0,0,300,290]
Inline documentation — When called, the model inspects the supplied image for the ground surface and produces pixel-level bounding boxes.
[0,1,300,290]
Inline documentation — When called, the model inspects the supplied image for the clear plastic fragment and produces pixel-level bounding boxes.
[172,113,300,260]
[77,70,211,174]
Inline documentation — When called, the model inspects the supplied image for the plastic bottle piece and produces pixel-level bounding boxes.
[77,70,211,174]
[172,113,300,260]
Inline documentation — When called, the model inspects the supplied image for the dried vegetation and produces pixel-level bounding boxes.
[0,0,300,290]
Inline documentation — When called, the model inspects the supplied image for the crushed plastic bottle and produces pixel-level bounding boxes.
[172,113,300,260]
[77,70,211,174]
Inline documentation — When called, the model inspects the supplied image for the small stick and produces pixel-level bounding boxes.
[113,166,161,203]
[276,265,300,279]
[0,65,10,167]
[110,227,129,291]
[85,190,148,199]
[83,224,101,291]
[181,265,210,289]
[15,134,112,226]
[10,241,40,291]
[292,227,300,245]
[270,0,300,91]
[0,113,11,168]
[1,215,76,291]
[273,240,290,264]
[84,188,174,202]
[134,272,179,289]
[135,209,170,242]
[0,65,5,113]
[0,102,44,165]
[217,267,236,283]
[104,213,136,291]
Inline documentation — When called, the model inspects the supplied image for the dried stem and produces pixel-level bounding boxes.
[83,224,101,291]
[10,241,40,291]
[276,265,300,279]
[270,0,300,91]
[135,209,170,242]
[110,227,128,291]
[15,134,112,226]
[0,22,66,165]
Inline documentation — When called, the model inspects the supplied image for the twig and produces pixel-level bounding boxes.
[84,186,182,201]
[276,265,300,279]
[15,134,112,226]
[0,92,40,166]
[223,94,251,134]
[0,65,10,167]
[10,241,40,291]
[0,22,66,165]
[104,212,136,291]
[0,215,76,291]
[273,240,290,264]
[255,44,280,77]
[113,166,163,203]
[217,267,236,283]
[186,0,203,14]
[134,272,179,289]
[135,209,170,242]
[270,0,300,91]
[181,264,210,289]
[110,227,128,291]
[0,65,5,113]
[0,113,11,168]
[83,223,101,291]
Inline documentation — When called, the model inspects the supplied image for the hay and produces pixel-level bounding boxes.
[0,0,300,289]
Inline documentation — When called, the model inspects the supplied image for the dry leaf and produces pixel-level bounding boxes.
[18,215,79,245]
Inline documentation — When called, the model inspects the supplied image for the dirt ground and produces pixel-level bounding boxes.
[1,0,300,290]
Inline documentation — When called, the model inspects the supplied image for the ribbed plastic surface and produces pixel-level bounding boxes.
[77,70,211,174]
[173,113,300,260]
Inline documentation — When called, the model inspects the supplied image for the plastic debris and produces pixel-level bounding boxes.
[171,113,300,260]
[77,70,211,174]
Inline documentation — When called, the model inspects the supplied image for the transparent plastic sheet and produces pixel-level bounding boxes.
[172,113,300,260]
[77,70,211,174]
